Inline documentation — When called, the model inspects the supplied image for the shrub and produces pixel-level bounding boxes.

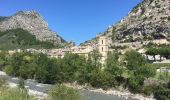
[154,85,170,100]
[143,86,154,96]
[0,77,6,87]
[47,84,84,100]
[127,76,144,93]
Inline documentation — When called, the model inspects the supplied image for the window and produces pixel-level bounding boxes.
[102,47,103,52]
[102,40,103,44]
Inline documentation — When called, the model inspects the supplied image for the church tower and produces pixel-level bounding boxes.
[97,36,109,62]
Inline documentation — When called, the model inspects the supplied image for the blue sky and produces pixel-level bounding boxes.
[0,0,142,45]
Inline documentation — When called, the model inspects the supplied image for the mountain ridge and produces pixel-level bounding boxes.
[0,10,66,45]
[107,0,170,42]
[82,0,170,45]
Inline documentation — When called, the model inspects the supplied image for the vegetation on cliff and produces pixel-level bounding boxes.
[0,28,63,50]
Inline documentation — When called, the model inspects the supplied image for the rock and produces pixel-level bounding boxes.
[84,0,170,45]
[0,10,66,45]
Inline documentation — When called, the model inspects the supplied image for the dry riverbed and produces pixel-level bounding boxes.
[64,83,155,100]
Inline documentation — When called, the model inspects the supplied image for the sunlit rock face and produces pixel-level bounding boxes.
[104,0,170,42]
[0,10,65,44]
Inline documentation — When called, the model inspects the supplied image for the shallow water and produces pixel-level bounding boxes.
[0,71,128,100]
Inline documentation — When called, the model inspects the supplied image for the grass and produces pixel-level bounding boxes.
[0,77,35,100]
[0,87,35,100]
[0,88,35,100]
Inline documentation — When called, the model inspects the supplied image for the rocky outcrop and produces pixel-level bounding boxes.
[0,10,66,45]
[104,0,170,42]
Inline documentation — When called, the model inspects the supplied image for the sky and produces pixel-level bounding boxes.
[0,0,142,45]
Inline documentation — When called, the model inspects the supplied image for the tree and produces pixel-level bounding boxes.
[124,50,156,93]
[105,51,123,77]
[158,48,170,60]
[125,50,147,71]
[89,50,102,70]
[141,64,156,79]
[128,75,145,93]
[89,69,115,89]
[146,48,158,61]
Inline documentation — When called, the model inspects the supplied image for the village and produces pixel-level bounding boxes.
[6,35,170,65]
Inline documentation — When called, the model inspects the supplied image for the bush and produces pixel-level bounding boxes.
[47,84,84,100]
[89,70,116,89]
[143,86,154,96]
[154,85,170,100]
[0,77,6,87]
[128,76,144,93]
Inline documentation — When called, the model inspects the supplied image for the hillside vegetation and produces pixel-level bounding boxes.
[0,28,63,50]
[0,50,169,99]
[0,11,66,44]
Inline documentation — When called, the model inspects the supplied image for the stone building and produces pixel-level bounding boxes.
[97,36,112,62]
[46,35,112,62]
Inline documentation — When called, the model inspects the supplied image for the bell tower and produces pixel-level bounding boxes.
[98,36,109,62]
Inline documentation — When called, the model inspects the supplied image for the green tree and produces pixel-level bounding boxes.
[125,50,156,93]
[128,75,145,93]
[146,48,158,61]
[125,50,147,71]
[89,50,102,69]
[105,51,123,77]
[89,69,115,89]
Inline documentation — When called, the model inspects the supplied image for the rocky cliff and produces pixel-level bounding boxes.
[104,0,170,43]
[0,10,66,45]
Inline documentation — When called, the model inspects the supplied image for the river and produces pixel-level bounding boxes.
[0,71,125,100]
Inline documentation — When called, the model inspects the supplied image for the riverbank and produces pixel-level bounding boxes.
[64,83,155,100]
[0,71,155,100]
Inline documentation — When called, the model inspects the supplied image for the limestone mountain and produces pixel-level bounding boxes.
[0,10,66,45]
[105,0,170,43]
[82,0,170,45]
